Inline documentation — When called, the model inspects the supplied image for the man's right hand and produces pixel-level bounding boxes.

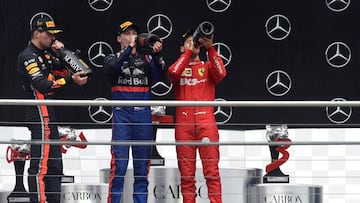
[72,72,88,85]
[129,35,136,48]
[198,35,214,49]
[51,40,65,56]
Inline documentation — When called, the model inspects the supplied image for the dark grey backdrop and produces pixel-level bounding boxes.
[1,0,359,129]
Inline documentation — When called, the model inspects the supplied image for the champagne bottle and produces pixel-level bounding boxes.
[59,48,92,77]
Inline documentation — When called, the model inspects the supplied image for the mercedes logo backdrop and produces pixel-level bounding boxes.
[2,0,360,129]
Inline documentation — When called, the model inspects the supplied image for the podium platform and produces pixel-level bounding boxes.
[0,191,9,203]
[61,184,108,203]
[248,184,322,203]
[99,167,262,203]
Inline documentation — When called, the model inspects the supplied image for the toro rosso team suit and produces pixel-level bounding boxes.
[103,46,163,203]
[168,46,226,203]
[17,42,73,203]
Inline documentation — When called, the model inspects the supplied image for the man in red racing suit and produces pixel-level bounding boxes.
[168,29,226,203]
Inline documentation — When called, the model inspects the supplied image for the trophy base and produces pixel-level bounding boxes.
[263,168,290,183]
[263,175,289,183]
[61,175,75,183]
[7,195,30,203]
[248,184,323,203]
[150,158,165,166]
[150,141,165,166]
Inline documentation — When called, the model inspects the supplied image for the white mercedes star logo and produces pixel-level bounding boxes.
[265,14,291,41]
[212,42,232,67]
[147,14,173,40]
[214,98,232,124]
[326,98,352,124]
[88,98,113,124]
[88,0,113,12]
[30,12,53,30]
[206,0,231,13]
[151,82,173,97]
[326,0,351,12]
[88,41,114,68]
[325,42,351,68]
[266,70,292,96]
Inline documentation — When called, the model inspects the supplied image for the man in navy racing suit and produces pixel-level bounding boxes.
[103,20,165,203]
[17,15,88,203]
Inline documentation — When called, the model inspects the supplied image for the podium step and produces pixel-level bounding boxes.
[248,184,323,203]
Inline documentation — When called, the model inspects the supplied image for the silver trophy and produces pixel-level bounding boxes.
[151,106,166,117]
[6,140,31,203]
[58,126,87,153]
[58,126,87,183]
[263,124,291,183]
[58,126,77,150]
[150,106,171,166]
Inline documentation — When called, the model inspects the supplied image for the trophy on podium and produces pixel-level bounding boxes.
[263,124,292,183]
[6,140,31,203]
[150,106,174,166]
[58,126,88,183]
[58,126,87,154]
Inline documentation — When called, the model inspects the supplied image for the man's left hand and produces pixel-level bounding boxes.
[198,35,214,49]
[72,72,88,86]
[152,41,163,53]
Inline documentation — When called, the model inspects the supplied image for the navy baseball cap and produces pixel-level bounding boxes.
[117,20,139,35]
[31,16,63,34]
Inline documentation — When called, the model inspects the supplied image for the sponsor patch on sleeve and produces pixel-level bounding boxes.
[23,58,35,66]
[25,62,38,71]
[28,67,40,75]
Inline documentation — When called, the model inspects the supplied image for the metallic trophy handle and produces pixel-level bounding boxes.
[266,124,289,142]
[6,142,31,163]
[58,126,88,154]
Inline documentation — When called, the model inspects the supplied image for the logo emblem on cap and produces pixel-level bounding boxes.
[326,98,352,124]
[120,21,134,30]
[325,42,351,68]
[206,0,231,13]
[326,0,351,12]
[147,14,173,40]
[265,14,291,41]
[266,70,292,96]
[87,41,114,68]
[30,12,53,30]
[88,0,113,12]
[212,42,232,67]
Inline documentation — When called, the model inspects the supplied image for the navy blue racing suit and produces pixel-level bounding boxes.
[17,42,73,203]
[103,46,164,203]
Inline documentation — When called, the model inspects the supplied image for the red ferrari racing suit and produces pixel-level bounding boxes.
[168,46,226,203]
